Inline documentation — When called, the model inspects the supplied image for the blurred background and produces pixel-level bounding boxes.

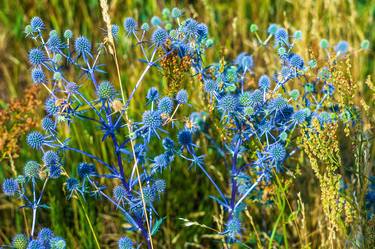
[0,0,374,248]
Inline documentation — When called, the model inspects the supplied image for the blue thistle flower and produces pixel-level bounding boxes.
[142,186,155,204]
[268,97,287,111]
[43,150,60,166]
[113,185,127,202]
[225,218,241,237]
[197,23,208,40]
[112,24,120,40]
[38,228,54,243]
[176,89,188,104]
[204,79,218,93]
[30,16,44,32]
[141,23,150,31]
[258,75,271,90]
[66,178,79,192]
[239,92,252,107]
[2,178,18,196]
[64,29,73,39]
[235,52,253,72]
[153,153,170,172]
[335,40,349,54]
[292,110,306,124]
[275,27,288,45]
[50,237,66,249]
[24,161,40,178]
[118,237,133,249]
[151,16,162,26]
[78,162,97,178]
[28,48,46,66]
[97,81,116,100]
[158,97,174,115]
[267,24,278,34]
[124,17,137,34]
[26,131,45,150]
[218,94,239,116]
[152,28,168,47]
[183,18,199,39]
[171,8,182,18]
[142,110,163,130]
[178,129,193,147]
[47,34,63,53]
[45,97,59,116]
[42,117,55,131]
[250,90,263,106]
[289,54,304,69]
[74,36,91,57]
[153,179,166,194]
[26,240,45,249]
[268,143,286,162]
[12,234,28,249]
[146,87,159,103]
[31,68,46,84]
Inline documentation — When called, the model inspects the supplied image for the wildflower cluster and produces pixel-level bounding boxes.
[1,8,370,248]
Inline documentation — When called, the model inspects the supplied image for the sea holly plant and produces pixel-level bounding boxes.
[1,8,213,249]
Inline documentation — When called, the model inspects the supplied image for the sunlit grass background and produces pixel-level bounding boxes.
[0,0,374,248]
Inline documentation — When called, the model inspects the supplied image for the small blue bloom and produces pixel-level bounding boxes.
[74,36,91,57]
[176,89,188,104]
[118,236,133,249]
[152,28,168,47]
[258,75,271,90]
[30,16,44,32]
[29,48,46,66]
[2,179,18,196]
[124,17,137,34]
[26,131,45,150]
[335,40,349,54]
[31,68,46,84]
[78,162,97,178]
[158,97,174,115]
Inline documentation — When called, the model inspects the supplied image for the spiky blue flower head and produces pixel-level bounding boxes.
[50,237,66,249]
[289,54,304,69]
[38,228,54,243]
[158,96,174,114]
[66,82,79,94]
[47,34,63,53]
[226,218,241,237]
[2,178,18,196]
[275,27,288,45]
[124,17,137,34]
[113,185,127,202]
[45,97,59,115]
[250,89,263,106]
[78,162,96,178]
[197,23,208,40]
[268,97,287,111]
[335,40,349,54]
[267,24,278,34]
[142,186,155,204]
[176,89,188,104]
[141,23,150,31]
[27,131,45,150]
[178,129,193,147]
[49,166,61,178]
[24,161,40,178]
[292,110,306,124]
[162,137,175,150]
[30,16,44,32]
[29,48,46,66]
[12,234,28,249]
[118,237,133,249]
[219,94,239,115]
[151,16,162,26]
[74,36,91,56]
[64,29,73,39]
[43,150,60,166]
[183,18,199,39]
[258,75,271,90]
[318,111,333,124]
[27,240,45,249]
[152,28,168,47]
[268,143,286,162]
[31,68,46,84]
[239,92,252,107]
[142,110,162,129]
[171,7,182,18]
[66,178,79,192]
[153,153,170,172]
[204,79,218,93]
[153,179,166,194]
[146,87,159,102]
[97,81,116,100]
[235,52,253,72]
[111,24,120,40]
[42,117,55,131]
